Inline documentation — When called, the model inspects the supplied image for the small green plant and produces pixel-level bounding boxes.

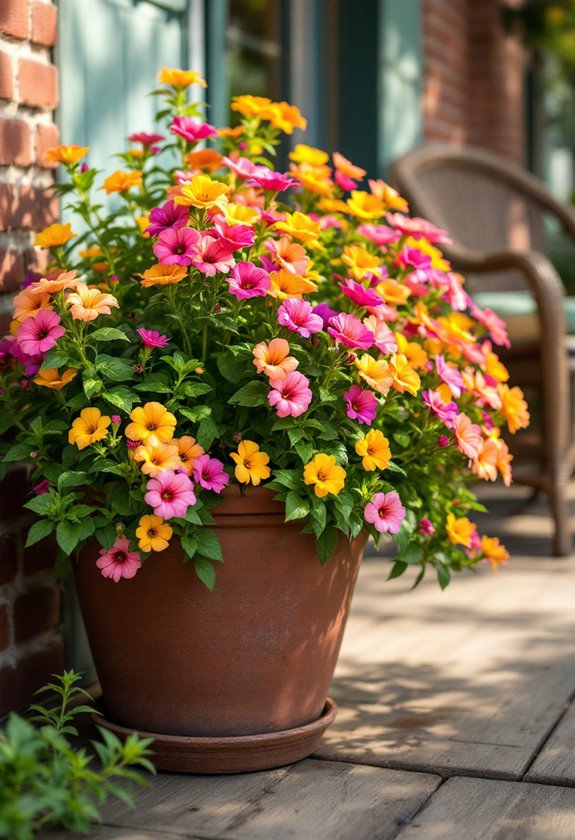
[0,670,155,839]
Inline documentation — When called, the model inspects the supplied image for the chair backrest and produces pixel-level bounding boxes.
[389,143,553,255]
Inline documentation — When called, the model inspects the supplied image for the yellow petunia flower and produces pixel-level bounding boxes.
[498,384,530,434]
[230,440,270,485]
[341,245,381,281]
[355,354,393,395]
[125,402,177,443]
[68,408,111,450]
[102,170,142,194]
[355,430,391,472]
[275,211,322,247]
[368,179,409,212]
[231,94,273,119]
[136,514,173,552]
[139,263,188,288]
[34,223,76,249]
[481,535,509,572]
[134,436,181,477]
[264,101,307,134]
[303,453,346,498]
[34,367,78,390]
[43,144,90,166]
[223,203,260,226]
[445,513,476,549]
[174,174,230,210]
[395,333,428,370]
[157,67,207,88]
[345,191,385,220]
[389,353,421,396]
[376,279,411,307]
[289,144,329,166]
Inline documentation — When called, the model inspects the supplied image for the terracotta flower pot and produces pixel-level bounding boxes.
[73,486,367,773]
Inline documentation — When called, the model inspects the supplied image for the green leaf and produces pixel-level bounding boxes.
[2,443,31,462]
[270,469,300,490]
[317,527,338,564]
[398,542,424,565]
[436,564,451,590]
[134,373,172,394]
[56,521,83,555]
[284,491,310,522]
[57,471,90,492]
[178,405,212,423]
[181,533,198,559]
[334,491,354,521]
[25,519,55,547]
[96,355,134,382]
[294,440,314,464]
[310,498,327,536]
[392,431,411,448]
[102,386,138,413]
[83,371,102,399]
[228,380,269,407]
[90,327,130,343]
[287,427,307,446]
[195,530,223,562]
[196,417,218,450]
[24,494,54,515]
[40,349,70,370]
[194,556,216,590]
[183,382,212,398]
[388,560,408,580]
[216,350,250,382]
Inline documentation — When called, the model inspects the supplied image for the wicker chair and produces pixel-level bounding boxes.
[390,143,575,556]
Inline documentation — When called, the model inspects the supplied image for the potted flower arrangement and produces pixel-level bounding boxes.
[0,68,528,773]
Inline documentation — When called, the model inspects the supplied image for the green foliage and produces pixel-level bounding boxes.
[0,670,154,839]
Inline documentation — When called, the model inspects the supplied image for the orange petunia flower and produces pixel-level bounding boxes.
[480,535,509,572]
[157,67,207,88]
[139,264,188,287]
[303,453,346,498]
[333,151,366,180]
[498,384,530,434]
[134,436,181,477]
[268,269,318,299]
[368,179,409,212]
[446,513,476,548]
[174,174,230,210]
[263,101,307,134]
[68,407,111,450]
[375,279,411,307]
[102,170,142,194]
[174,436,204,476]
[43,144,90,166]
[394,333,428,369]
[136,514,173,553]
[125,402,177,443]
[230,94,273,119]
[33,367,78,390]
[78,245,109,274]
[29,269,80,295]
[266,237,310,276]
[471,438,499,482]
[289,162,334,197]
[355,354,394,395]
[66,283,119,322]
[34,223,77,249]
[252,338,299,380]
[185,148,223,172]
[355,430,391,472]
[12,288,52,323]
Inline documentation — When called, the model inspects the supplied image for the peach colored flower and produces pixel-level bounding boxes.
[66,283,119,322]
[29,270,80,296]
[252,338,299,380]
[102,170,142,194]
[139,264,188,287]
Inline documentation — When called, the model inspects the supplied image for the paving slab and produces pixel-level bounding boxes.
[526,697,575,785]
[396,775,575,840]
[42,760,440,840]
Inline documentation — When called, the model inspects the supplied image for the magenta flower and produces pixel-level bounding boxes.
[469,301,510,348]
[385,213,451,244]
[190,233,236,276]
[339,278,382,308]
[170,116,217,143]
[398,245,432,271]
[268,371,312,418]
[129,131,164,146]
[33,478,51,495]
[422,389,459,425]
[312,302,338,327]
[419,518,435,536]
[146,200,189,237]
[344,385,378,425]
[357,224,400,247]
[153,226,200,265]
[247,168,296,192]
[192,454,230,494]
[222,155,260,179]
[211,215,255,250]
[277,299,323,338]
[17,311,65,356]
[364,491,406,534]
[327,313,374,349]
[137,328,170,349]
[334,169,357,192]
[438,435,450,448]
[436,355,464,398]
[96,535,142,582]
[144,470,197,520]
[227,262,270,299]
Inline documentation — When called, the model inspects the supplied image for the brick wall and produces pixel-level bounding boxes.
[0,0,63,716]
[422,0,526,164]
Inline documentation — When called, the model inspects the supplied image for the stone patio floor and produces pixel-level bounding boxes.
[44,484,575,839]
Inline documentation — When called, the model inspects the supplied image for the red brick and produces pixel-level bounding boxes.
[0,0,29,40]
[31,1,57,47]
[12,184,59,230]
[0,183,14,232]
[0,604,9,651]
[0,534,18,585]
[23,535,57,575]
[0,51,14,101]
[0,469,30,520]
[14,584,60,643]
[0,641,65,715]
[0,119,31,166]
[18,58,58,109]
[0,248,25,292]
[35,122,60,167]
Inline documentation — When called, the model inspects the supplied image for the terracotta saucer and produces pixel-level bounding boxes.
[92,698,337,774]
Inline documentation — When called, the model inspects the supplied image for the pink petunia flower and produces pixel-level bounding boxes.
[96,535,142,582]
[364,491,406,534]
[327,313,375,349]
[153,226,200,265]
[398,245,432,271]
[190,233,236,276]
[247,168,296,192]
[277,299,324,338]
[334,169,357,192]
[422,389,459,426]
[129,131,165,146]
[469,301,511,348]
[438,435,450,448]
[137,328,170,349]
[170,116,218,143]
[385,213,451,244]
[227,262,270,299]
[33,478,51,495]
[144,470,197,520]
[452,413,483,460]
[268,371,312,418]
[222,155,260,179]
[211,215,255,250]
[419,517,435,536]
[146,200,189,237]
[17,310,65,356]
[436,355,464,398]
[192,454,230,494]
[344,385,378,425]
[362,315,398,354]
[357,223,400,247]
[338,278,383,308]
